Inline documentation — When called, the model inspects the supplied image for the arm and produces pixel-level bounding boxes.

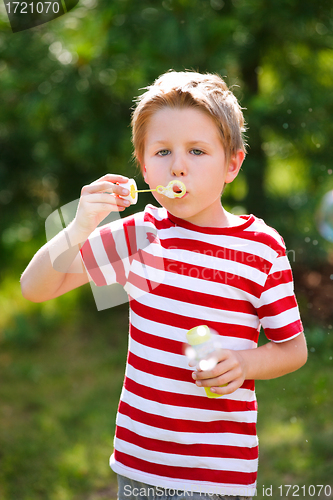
[20,222,90,302]
[20,174,130,303]
[192,332,308,395]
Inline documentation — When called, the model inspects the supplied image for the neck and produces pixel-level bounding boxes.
[179,206,244,228]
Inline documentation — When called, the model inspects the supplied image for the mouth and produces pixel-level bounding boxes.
[173,185,183,195]
[170,180,187,198]
[156,180,187,199]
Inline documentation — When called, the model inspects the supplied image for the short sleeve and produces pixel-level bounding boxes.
[80,211,161,293]
[256,249,303,342]
[80,216,130,287]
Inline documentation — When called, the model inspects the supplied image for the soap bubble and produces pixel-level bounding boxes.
[198,357,218,371]
[197,325,208,337]
[185,346,196,362]
[316,190,333,242]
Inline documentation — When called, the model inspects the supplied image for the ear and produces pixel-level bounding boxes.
[224,150,245,184]
[142,165,147,182]
[135,150,145,179]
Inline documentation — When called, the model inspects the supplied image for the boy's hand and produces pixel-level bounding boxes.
[73,174,130,237]
[190,334,308,395]
[191,349,248,396]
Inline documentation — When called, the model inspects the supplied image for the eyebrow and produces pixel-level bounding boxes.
[187,140,212,147]
[150,140,212,146]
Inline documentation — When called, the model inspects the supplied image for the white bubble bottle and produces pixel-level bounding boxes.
[186,325,226,399]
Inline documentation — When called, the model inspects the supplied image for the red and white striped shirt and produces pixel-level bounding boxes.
[80,205,303,497]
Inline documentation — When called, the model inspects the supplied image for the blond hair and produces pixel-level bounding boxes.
[131,70,247,168]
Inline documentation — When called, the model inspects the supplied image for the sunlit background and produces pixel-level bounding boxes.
[0,1,333,499]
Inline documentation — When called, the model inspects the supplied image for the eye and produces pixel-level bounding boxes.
[157,149,170,156]
[190,149,204,156]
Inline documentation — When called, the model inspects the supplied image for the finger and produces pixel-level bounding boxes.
[194,374,227,388]
[85,192,131,206]
[210,379,241,396]
[196,349,229,372]
[82,202,127,213]
[82,181,130,198]
[193,364,238,387]
[198,364,244,390]
[212,348,229,361]
[94,173,129,184]
[192,359,233,380]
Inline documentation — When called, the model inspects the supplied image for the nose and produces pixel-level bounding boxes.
[171,153,187,177]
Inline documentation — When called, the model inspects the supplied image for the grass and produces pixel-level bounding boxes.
[0,289,128,500]
[256,350,333,498]
[0,286,332,500]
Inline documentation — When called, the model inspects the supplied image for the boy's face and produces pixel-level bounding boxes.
[142,106,244,227]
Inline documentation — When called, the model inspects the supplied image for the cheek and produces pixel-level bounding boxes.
[203,180,224,200]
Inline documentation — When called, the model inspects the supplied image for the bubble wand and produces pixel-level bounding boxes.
[120,179,187,205]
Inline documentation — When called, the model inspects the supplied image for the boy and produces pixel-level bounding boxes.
[21,71,307,500]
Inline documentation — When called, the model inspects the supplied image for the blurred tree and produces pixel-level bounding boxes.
[1,0,333,279]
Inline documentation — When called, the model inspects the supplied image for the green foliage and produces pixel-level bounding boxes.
[0,304,332,499]
[255,327,333,496]
[1,2,333,497]
[0,299,129,500]
[1,0,333,274]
